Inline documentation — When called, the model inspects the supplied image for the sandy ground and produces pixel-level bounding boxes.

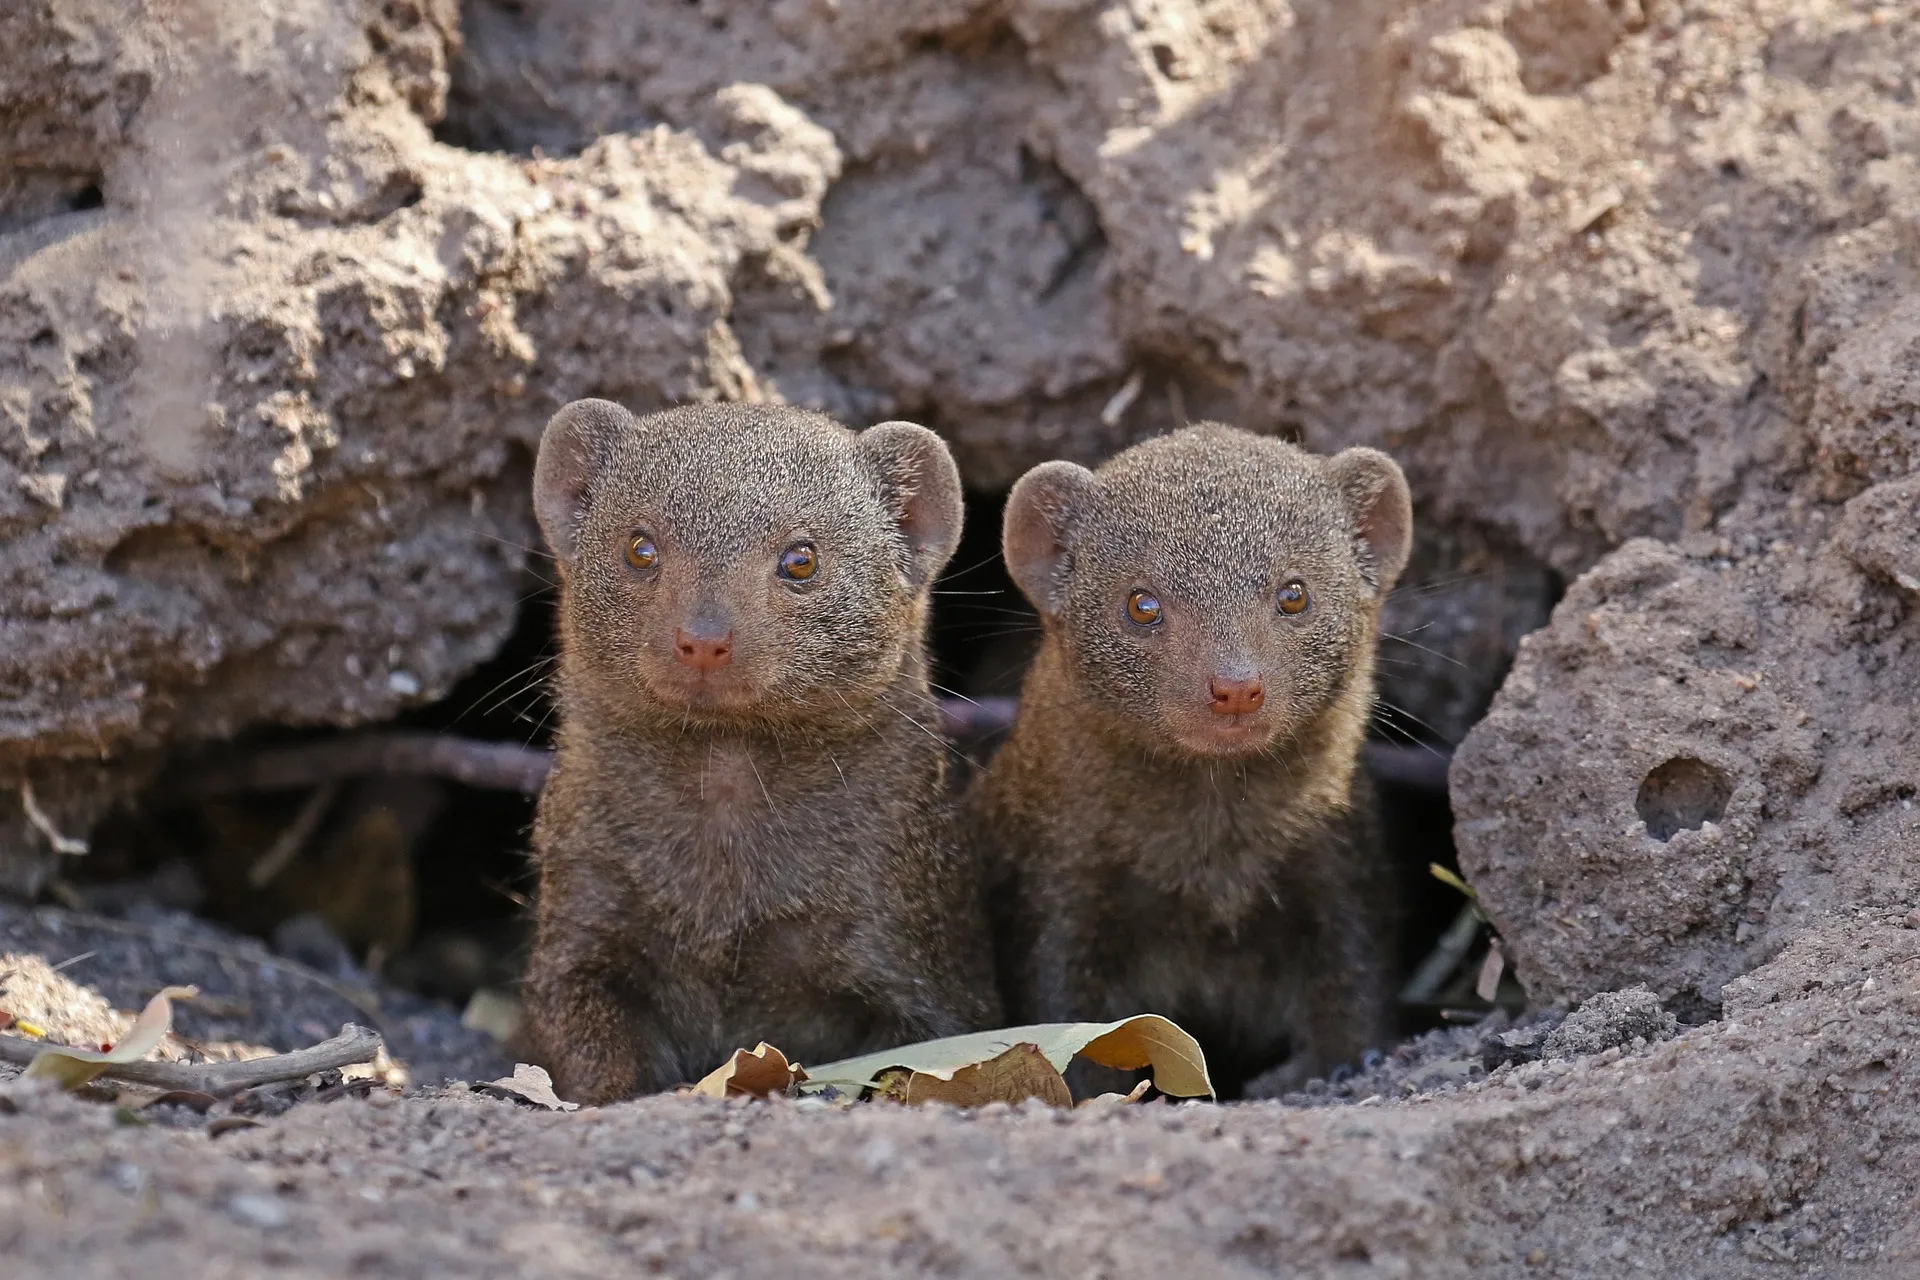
[3,903,1918,1278]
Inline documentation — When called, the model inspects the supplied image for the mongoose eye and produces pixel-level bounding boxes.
[778,543,819,582]
[1126,589,1163,627]
[626,533,659,571]
[1277,580,1310,615]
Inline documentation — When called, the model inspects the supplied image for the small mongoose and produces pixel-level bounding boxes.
[524,398,998,1102]
[973,423,1411,1096]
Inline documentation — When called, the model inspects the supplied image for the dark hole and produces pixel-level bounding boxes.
[1635,756,1733,840]
[928,488,1038,711]
[69,184,105,212]
[1150,43,1178,77]
[1663,990,1722,1027]
[83,489,1495,1085]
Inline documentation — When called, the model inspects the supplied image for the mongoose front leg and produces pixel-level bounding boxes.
[1245,912,1393,1098]
[522,934,674,1103]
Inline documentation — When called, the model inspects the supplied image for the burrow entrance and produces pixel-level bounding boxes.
[72,491,1553,1095]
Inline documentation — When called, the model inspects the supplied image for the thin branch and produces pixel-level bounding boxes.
[249,782,338,888]
[0,1024,381,1098]
[169,702,1454,800]
[179,732,556,797]
[21,782,88,855]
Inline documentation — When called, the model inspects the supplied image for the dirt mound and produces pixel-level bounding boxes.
[3,909,1917,1275]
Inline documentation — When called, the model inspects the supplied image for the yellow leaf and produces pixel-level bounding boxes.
[800,1015,1214,1104]
[690,1042,806,1100]
[1429,863,1477,899]
[1076,1015,1212,1099]
[23,985,198,1091]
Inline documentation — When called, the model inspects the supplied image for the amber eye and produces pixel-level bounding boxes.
[778,543,819,582]
[626,534,659,571]
[1277,580,1310,615]
[1126,589,1163,626]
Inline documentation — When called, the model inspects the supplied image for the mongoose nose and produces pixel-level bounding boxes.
[673,626,734,671]
[1208,675,1265,716]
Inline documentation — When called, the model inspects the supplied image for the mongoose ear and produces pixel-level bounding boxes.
[534,398,636,568]
[1323,447,1413,600]
[1003,460,1096,619]
[857,421,964,591]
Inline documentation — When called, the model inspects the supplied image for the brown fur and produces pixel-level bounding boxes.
[525,399,998,1102]
[973,423,1411,1096]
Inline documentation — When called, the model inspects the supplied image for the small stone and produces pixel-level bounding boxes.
[388,670,421,697]
[227,1193,289,1230]
[1542,987,1678,1060]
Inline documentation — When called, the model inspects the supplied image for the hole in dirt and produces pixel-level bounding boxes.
[1636,756,1732,840]
[81,588,559,1012]
[77,490,1525,1086]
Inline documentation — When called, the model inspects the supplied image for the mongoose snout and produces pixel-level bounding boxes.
[671,623,734,671]
[1207,673,1264,716]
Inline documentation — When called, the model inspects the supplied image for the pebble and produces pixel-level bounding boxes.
[227,1193,290,1230]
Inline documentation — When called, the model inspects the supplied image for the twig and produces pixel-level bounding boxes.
[170,703,1455,800]
[0,1024,381,1098]
[1101,369,1145,426]
[20,782,89,855]
[249,782,338,888]
[179,732,556,797]
[1400,903,1484,1006]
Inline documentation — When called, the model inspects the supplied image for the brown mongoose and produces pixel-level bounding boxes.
[973,423,1411,1097]
[524,398,999,1102]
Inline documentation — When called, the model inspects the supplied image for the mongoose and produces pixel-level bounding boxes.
[973,423,1411,1097]
[524,398,998,1102]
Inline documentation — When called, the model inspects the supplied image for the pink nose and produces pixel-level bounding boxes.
[673,626,734,671]
[1208,675,1265,716]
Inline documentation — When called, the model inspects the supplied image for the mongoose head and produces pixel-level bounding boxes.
[1003,424,1411,758]
[533,399,963,729]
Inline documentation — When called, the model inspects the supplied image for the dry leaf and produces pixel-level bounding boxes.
[209,1116,265,1138]
[801,1015,1213,1106]
[1074,1016,1213,1097]
[23,985,199,1090]
[1475,939,1506,1003]
[1428,862,1477,899]
[876,1042,1072,1108]
[691,1042,805,1100]
[480,1063,579,1111]
[0,1009,12,1033]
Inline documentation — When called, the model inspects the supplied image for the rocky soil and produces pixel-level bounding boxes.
[4,0,1920,1272]
[4,906,1919,1276]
